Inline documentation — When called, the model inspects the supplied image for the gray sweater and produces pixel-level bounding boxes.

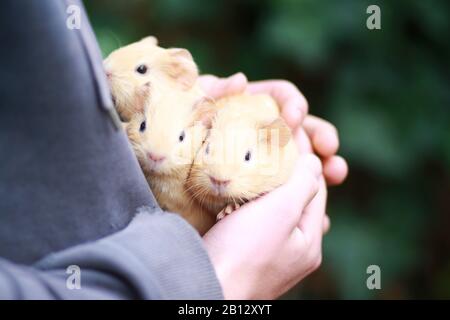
[0,0,222,299]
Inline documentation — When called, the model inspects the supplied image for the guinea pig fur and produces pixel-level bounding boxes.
[187,94,299,217]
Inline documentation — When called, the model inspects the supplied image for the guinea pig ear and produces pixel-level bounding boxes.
[140,36,158,46]
[131,81,151,115]
[192,97,217,129]
[260,117,292,148]
[164,48,199,90]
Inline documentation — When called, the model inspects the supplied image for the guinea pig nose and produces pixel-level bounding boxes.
[106,71,112,79]
[148,152,165,163]
[209,176,230,187]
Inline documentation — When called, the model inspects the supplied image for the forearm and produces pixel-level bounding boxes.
[0,209,223,300]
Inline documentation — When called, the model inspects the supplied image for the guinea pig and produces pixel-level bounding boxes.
[186,93,299,219]
[125,86,217,234]
[104,37,219,233]
[103,36,199,122]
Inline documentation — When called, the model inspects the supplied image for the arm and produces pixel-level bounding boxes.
[0,209,222,300]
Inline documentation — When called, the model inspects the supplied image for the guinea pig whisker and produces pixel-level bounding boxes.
[184,182,200,195]
[180,189,198,214]
[185,185,201,201]
[197,185,214,210]
[189,183,207,202]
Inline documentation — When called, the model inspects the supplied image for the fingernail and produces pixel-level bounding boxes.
[231,72,247,83]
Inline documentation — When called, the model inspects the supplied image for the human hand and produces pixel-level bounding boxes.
[203,153,327,299]
[198,72,248,99]
[200,74,330,299]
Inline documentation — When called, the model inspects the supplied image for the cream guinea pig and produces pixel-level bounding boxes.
[105,37,217,234]
[124,82,217,234]
[104,36,199,122]
[186,93,299,219]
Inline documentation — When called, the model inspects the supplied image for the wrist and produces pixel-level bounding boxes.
[215,263,254,300]
[205,244,254,299]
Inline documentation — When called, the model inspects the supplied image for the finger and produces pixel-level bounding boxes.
[295,122,347,186]
[293,127,313,154]
[323,155,348,186]
[247,80,308,129]
[254,154,322,225]
[197,74,219,93]
[303,115,339,158]
[322,214,330,234]
[298,176,327,243]
[203,72,248,99]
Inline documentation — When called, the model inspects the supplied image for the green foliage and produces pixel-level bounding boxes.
[85,0,450,299]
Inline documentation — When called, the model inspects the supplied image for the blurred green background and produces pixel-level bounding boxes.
[85,0,450,299]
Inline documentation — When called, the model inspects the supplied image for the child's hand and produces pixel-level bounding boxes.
[204,153,326,299]
[198,73,342,298]
[198,72,248,99]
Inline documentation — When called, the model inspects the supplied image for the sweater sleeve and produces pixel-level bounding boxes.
[0,208,223,300]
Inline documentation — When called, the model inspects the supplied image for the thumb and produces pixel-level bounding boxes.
[253,154,322,227]
[202,72,248,99]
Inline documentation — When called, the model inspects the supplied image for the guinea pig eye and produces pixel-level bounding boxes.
[139,120,146,132]
[244,151,251,162]
[179,131,185,142]
[136,64,148,75]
